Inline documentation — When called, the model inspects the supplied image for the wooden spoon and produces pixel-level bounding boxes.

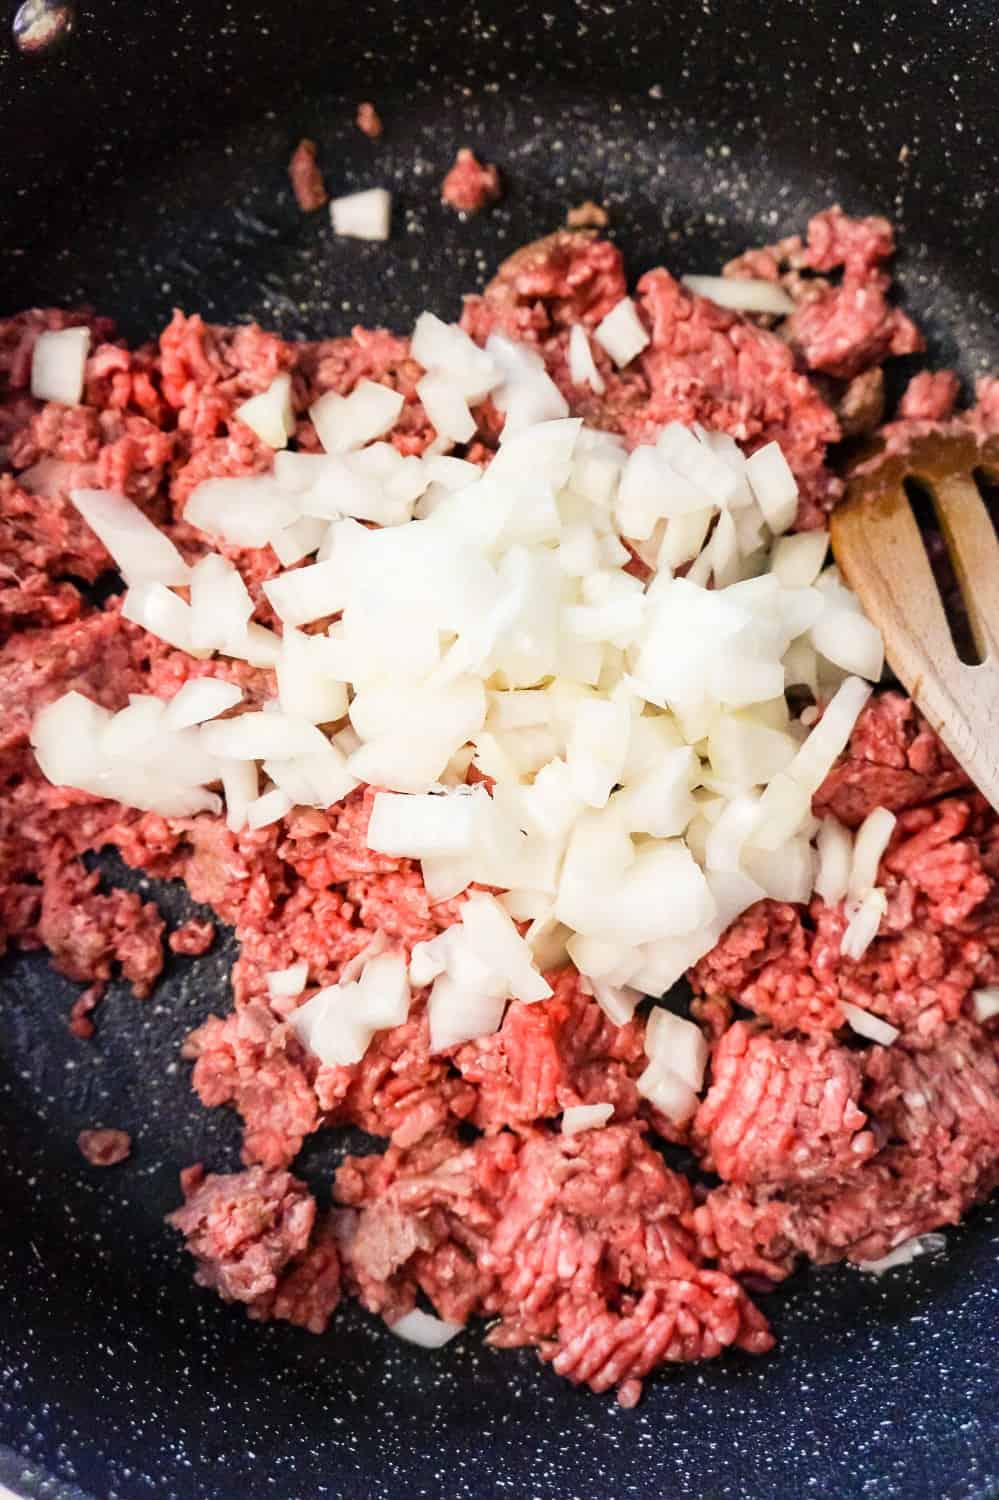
[829,431,999,814]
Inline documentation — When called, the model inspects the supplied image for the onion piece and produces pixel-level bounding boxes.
[786,677,872,795]
[267,963,309,1000]
[593,298,650,368]
[185,476,299,549]
[411,313,499,402]
[972,986,999,1023]
[636,1056,699,1124]
[277,627,349,724]
[811,603,884,681]
[246,785,294,829]
[681,274,795,317]
[840,888,888,961]
[567,324,606,395]
[745,442,798,534]
[856,1233,946,1275]
[309,379,404,455]
[164,677,242,729]
[591,978,641,1026]
[814,817,854,905]
[200,711,330,760]
[643,1008,709,1092]
[70,488,192,587]
[848,807,896,900]
[221,759,258,832]
[189,553,254,652]
[840,996,897,1045]
[416,372,477,445]
[31,325,90,404]
[561,1102,614,1135]
[770,530,829,588]
[459,892,553,1003]
[389,1309,463,1348]
[329,186,391,240]
[428,972,507,1052]
[234,373,295,449]
[367,789,479,857]
[122,582,210,658]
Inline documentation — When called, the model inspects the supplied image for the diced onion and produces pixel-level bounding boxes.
[567,324,606,395]
[70,489,192,587]
[593,298,650,368]
[972,986,999,1023]
[330,187,391,241]
[643,1007,708,1092]
[200,711,330,760]
[389,1309,463,1348]
[787,677,872,795]
[31,325,90,405]
[234,373,295,449]
[840,888,888,962]
[367,789,479,857]
[856,1233,946,1275]
[770,530,829,588]
[681,274,795,317]
[561,1102,614,1135]
[814,817,853,905]
[267,963,309,1000]
[840,995,898,1044]
[636,1056,699,1124]
[164,677,242,729]
[848,807,896,900]
[416,372,477,445]
[246,785,294,829]
[745,442,798,535]
[310,380,404,455]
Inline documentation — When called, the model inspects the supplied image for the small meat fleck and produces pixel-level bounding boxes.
[566,200,609,230]
[356,102,383,139]
[288,139,328,213]
[169,919,216,956]
[78,1128,131,1166]
[441,149,501,215]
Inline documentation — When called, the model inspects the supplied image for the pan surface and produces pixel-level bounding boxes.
[2,2,999,1496]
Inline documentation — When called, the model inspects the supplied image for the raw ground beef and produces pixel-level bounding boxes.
[78,1128,131,1166]
[441,148,501,215]
[4,208,999,1405]
[356,102,383,139]
[288,139,327,213]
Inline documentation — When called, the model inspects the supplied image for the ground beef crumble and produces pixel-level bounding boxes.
[441,148,501,215]
[4,209,999,1406]
[78,1128,131,1166]
[288,139,328,213]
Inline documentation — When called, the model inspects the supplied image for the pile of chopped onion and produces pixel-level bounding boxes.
[30,305,895,1103]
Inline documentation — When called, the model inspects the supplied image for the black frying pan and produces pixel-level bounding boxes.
[2,2,999,1496]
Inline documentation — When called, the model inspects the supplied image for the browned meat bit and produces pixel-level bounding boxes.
[78,1128,131,1167]
[288,139,328,213]
[441,148,501,215]
[356,101,383,139]
[168,918,216,956]
[566,200,609,230]
[835,366,885,438]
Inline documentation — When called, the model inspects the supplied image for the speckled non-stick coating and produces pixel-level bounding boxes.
[2,2,999,1497]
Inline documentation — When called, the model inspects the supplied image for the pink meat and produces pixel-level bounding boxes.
[336,1123,773,1403]
[693,1022,999,1279]
[288,139,328,213]
[168,1163,339,1331]
[78,1128,131,1166]
[441,148,501,214]
[694,1022,876,1186]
